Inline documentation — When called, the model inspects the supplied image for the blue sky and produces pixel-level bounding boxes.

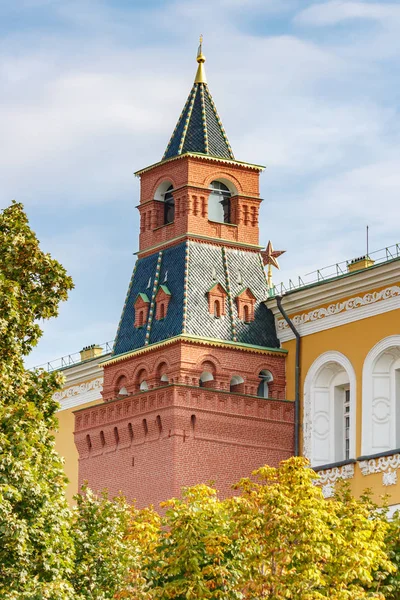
[1,0,399,367]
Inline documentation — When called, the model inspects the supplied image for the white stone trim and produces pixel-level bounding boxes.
[277,290,400,341]
[316,463,355,498]
[361,335,400,456]
[387,503,400,519]
[55,377,103,411]
[304,351,356,465]
[267,260,400,317]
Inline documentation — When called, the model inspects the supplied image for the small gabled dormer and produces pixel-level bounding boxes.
[207,283,227,318]
[155,285,171,320]
[134,293,150,328]
[236,287,256,322]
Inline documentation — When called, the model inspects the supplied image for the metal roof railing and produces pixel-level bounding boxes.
[32,340,114,373]
[270,242,400,297]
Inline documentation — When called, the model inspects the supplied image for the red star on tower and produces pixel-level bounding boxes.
[261,240,286,289]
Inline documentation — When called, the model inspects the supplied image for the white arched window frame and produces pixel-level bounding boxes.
[362,335,400,456]
[303,351,356,467]
[208,179,237,224]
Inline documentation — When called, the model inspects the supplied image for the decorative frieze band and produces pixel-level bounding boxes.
[54,377,103,411]
[277,285,400,332]
[359,453,400,487]
[316,463,355,498]
[75,386,294,432]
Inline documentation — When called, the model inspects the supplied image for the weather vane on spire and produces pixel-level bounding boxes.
[261,240,285,292]
[195,34,207,84]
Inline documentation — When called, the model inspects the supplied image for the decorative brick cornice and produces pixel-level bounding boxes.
[102,335,287,368]
[134,153,265,177]
[74,384,294,432]
[136,233,263,259]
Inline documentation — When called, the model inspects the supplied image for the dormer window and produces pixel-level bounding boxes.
[134,293,150,328]
[155,285,171,320]
[164,185,175,224]
[207,283,227,317]
[235,288,256,322]
[208,181,232,224]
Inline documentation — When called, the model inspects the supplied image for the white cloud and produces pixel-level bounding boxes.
[295,1,400,26]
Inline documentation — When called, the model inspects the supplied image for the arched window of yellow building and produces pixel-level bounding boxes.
[362,336,400,455]
[304,352,356,468]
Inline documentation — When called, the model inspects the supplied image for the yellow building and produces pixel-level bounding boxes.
[266,247,400,513]
[42,344,111,503]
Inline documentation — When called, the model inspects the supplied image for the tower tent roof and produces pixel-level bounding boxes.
[162,40,234,162]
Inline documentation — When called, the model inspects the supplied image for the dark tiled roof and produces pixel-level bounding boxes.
[112,241,279,357]
[163,83,234,161]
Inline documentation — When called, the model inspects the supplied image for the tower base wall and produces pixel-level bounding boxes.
[74,385,294,508]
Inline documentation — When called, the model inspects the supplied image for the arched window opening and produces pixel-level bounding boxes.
[344,388,350,460]
[86,434,92,452]
[199,371,214,388]
[230,375,244,393]
[160,303,165,319]
[362,342,400,455]
[305,358,353,466]
[128,422,134,442]
[143,418,148,436]
[191,414,196,431]
[114,426,120,447]
[140,380,149,392]
[100,430,106,448]
[257,370,273,399]
[156,415,162,434]
[243,305,250,323]
[208,181,232,224]
[138,310,144,327]
[214,300,221,318]
[164,185,175,224]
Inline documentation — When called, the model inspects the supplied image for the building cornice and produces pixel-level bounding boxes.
[101,334,287,368]
[267,257,400,317]
[136,233,263,258]
[57,354,110,386]
[134,152,265,177]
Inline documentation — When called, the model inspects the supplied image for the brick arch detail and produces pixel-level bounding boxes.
[134,364,149,383]
[196,353,223,373]
[155,356,171,375]
[202,171,243,194]
[254,360,278,379]
[111,368,131,388]
[150,174,178,200]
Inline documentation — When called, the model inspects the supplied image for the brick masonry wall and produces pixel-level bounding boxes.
[101,339,286,400]
[75,384,294,507]
[138,156,262,252]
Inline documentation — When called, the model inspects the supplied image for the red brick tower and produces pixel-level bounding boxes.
[74,44,294,507]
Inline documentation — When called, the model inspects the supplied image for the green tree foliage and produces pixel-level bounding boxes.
[114,458,397,599]
[150,485,243,600]
[231,458,394,599]
[71,488,141,600]
[0,202,75,599]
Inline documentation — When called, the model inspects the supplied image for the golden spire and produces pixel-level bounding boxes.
[194,34,207,84]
